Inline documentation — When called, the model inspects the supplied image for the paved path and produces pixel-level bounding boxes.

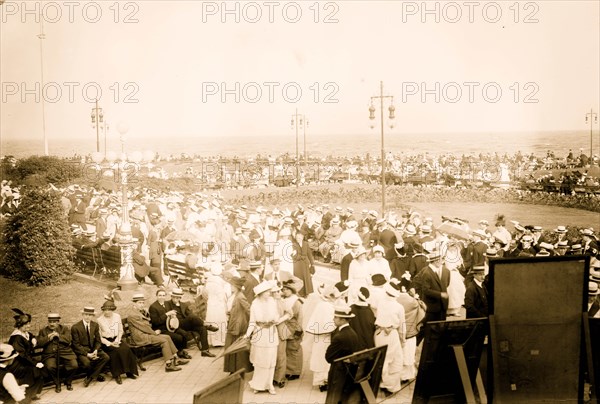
[37,265,416,403]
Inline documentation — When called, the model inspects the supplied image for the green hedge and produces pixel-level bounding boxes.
[0,188,76,286]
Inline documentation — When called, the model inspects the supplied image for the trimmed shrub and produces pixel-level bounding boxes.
[0,188,76,286]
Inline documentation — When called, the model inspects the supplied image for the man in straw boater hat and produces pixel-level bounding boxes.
[166,288,218,357]
[0,344,28,403]
[126,293,190,372]
[37,313,79,392]
[419,250,451,324]
[71,307,110,388]
[325,302,361,403]
[149,289,193,360]
[464,266,489,319]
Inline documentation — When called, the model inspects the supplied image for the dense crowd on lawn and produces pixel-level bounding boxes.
[2,180,600,402]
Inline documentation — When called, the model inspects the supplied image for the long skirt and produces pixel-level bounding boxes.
[223,333,252,374]
[308,333,331,386]
[286,336,303,376]
[374,329,403,393]
[401,336,417,380]
[103,341,139,377]
[274,339,287,383]
[293,262,314,297]
[248,342,278,391]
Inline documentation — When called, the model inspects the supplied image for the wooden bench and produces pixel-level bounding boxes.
[163,256,201,289]
[122,317,162,370]
[29,346,89,389]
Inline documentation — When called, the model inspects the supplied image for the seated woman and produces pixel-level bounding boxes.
[8,308,45,401]
[96,299,139,384]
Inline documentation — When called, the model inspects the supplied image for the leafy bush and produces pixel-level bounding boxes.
[2,156,82,187]
[0,188,76,286]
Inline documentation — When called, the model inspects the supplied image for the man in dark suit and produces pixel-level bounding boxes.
[166,288,218,357]
[37,313,79,393]
[243,261,263,304]
[149,289,192,360]
[420,252,451,323]
[376,220,398,262]
[71,307,110,387]
[464,266,489,319]
[340,241,359,282]
[325,304,361,402]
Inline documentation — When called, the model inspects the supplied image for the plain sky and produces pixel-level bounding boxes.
[1,0,599,143]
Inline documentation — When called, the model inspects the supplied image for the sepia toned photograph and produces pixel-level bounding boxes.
[1,1,599,403]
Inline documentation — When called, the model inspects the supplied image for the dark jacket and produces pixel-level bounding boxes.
[71,320,102,356]
[464,281,488,319]
[325,324,362,404]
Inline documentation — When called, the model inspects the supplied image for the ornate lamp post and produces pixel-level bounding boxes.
[369,81,395,216]
[91,100,108,157]
[114,122,138,291]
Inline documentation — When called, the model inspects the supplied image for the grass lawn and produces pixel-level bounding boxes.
[0,276,113,342]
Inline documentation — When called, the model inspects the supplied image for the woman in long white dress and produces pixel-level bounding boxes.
[245,281,286,395]
[203,265,230,347]
[273,228,294,276]
[303,284,337,391]
[444,241,466,316]
[347,246,371,305]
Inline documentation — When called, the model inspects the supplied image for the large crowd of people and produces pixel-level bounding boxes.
[2,178,600,402]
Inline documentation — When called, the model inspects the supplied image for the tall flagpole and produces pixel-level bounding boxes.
[38,9,48,155]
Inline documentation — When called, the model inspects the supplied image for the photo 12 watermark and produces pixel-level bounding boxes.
[0,1,141,24]
[400,81,540,104]
[400,1,540,24]
[201,81,339,104]
[201,1,340,23]
[1,81,140,104]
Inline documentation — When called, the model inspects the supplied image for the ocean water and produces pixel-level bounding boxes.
[1,130,597,159]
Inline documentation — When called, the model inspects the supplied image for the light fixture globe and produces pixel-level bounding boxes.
[116,121,129,135]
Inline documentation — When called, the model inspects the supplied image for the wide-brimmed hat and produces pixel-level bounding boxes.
[333,303,355,318]
[0,344,18,362]
[81,306,96,315]
[357,287,370,302]
[334,280,350,294]
[253,281,274,296]
[582,228,595,237]
[384,283,400,298]
[12,308,31,328]
[282,277,304,294]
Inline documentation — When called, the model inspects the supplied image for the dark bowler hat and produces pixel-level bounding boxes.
[371,274,387,286]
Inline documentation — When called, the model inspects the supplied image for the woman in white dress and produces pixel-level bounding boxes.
[273,228,294,276]
[444,241,466,316]
[203,265,230,347]
[347,246,371,305]
[245,281,286,395]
